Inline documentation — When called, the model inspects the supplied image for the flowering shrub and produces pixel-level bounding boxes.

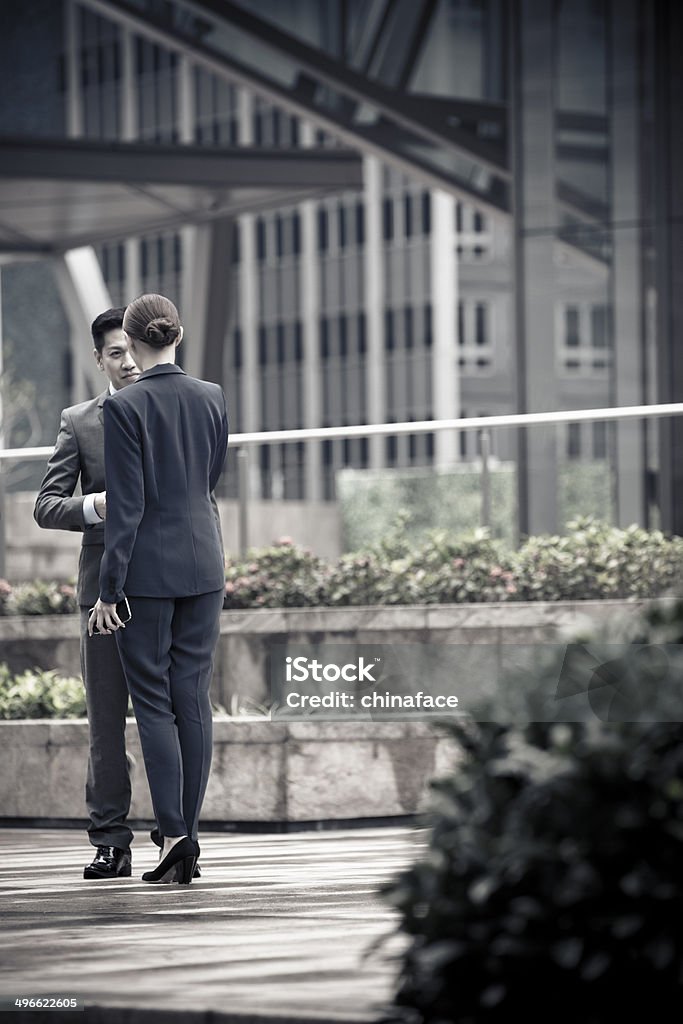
[223,537,327,609]
[0,663,85,718]
[3,520,683,613]
[0,579,11,615]
[5,580,78,616]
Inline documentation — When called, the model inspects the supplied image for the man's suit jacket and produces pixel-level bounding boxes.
[34,392,110,607]
[99,364,229,604]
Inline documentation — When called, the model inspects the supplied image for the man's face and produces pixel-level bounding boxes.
[95,329,140,390]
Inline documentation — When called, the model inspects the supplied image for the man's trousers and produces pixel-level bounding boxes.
[80,607,133,849]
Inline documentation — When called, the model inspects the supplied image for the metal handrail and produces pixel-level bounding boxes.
[2,402,683,461]
[2,402,683,558]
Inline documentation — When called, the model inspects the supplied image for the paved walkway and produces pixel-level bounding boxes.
[0,826,424,1023]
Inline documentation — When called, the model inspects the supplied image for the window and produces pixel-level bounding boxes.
[355,202,365,246]
[317,208,328,252]
[421,191,431,234]
[338,203,347,249]
[256,217,267,262]
[591,305,609,348]
[383,197,394,241]
[593,421,607,459]
[456,300,494,375]
[475,303,487,345]
[567,423,581,458]
[404,194,413,238]
[557,302,612,375]
[565,306,580,347]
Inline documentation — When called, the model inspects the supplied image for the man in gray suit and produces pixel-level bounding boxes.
[34,308,138,879]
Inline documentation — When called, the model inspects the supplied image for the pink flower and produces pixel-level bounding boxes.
[506,583,518,594]
[452,558,465,569]
[489,566,503,578]
[224,582,235,594]
[276,537,293,546]
[0,579,12,596]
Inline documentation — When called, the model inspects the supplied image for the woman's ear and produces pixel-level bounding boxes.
[176,325,184,347]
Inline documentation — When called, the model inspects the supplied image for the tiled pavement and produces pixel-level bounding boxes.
[0,826,425,1023]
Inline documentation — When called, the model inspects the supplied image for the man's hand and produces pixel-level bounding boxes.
[94,491,106,520]
[88,598,126,637]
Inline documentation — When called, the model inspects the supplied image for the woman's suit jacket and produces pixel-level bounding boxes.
[99,363,229,605]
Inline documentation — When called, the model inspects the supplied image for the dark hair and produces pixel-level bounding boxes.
[91,307,125,353]
[123,293,182,349]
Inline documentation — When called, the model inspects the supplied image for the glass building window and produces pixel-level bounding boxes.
[567,423,581,458]
[565,307,580,347]
[404,194,413,238]
[593,421,607,459]
[355,202,365,246]
[383,198,394,241]
[338,203,347,249]
[591,305,609,348]
[421,192,431,234]
[317,208,328,252]
[475,303,487,345]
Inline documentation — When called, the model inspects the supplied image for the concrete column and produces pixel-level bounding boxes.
[183,217,235,385]
[610,0,645,527]
[300,121,323,501]
[431,189,459,466]
[511,0,558,536]
[54,247,114,402]
[64,0,83,138]
[364,155,386,469]
[121,25,141,302]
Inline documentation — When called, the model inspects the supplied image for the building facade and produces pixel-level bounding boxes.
[1,0,681,539]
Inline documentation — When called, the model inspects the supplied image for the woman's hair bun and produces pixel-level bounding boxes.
[145,317,180,347]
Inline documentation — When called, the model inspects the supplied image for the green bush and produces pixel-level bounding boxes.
[384,719,683,1023]
[382,596,683,1023]
[3,519,683,612]
[0,664,85,718]
[514,518,683,601]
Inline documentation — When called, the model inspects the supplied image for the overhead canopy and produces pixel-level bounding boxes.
[0,135,363,255]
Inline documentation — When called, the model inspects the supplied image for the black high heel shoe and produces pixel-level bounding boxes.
[151,828,201,878]
[141,837,198,885]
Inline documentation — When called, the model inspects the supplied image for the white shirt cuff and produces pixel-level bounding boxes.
[83,493,103,526]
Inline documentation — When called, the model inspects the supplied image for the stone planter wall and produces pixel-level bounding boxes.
[0,599,651,711]
[0,718,458,823]
[0,599,655,823]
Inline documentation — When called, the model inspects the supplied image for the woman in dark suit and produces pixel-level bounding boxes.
[88,293,228,885]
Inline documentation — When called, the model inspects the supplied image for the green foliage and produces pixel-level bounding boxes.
[3,519,683,613]
[0,663,85,719]
[337,465,517,551]
[514,518,683,601]
[338,461,613,554]
[382,598,683,1023]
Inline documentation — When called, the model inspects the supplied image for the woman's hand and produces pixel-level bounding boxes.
[88,599,127,637]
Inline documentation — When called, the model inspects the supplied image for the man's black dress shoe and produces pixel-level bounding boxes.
[150,828,201,878]
[84,845,132,879]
